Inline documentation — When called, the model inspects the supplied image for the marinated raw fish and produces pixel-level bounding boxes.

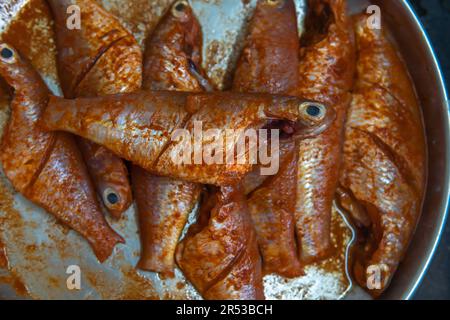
[233,0,302,277]
[134,0,205,276]
[0,43,123,262]
[47,0,142,217]
[41,91,334,186]
[338,13,426,296]
[176,185,264,300]
[295,0,355,263]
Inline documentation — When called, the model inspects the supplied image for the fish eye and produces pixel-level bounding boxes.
[300,102,326,120]
[306,105,322,117]
[0,45,16,64]
[172,0,189,18]
[103,188,120,207]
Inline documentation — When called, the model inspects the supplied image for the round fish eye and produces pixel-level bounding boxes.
[103,188,120,207]
[0,46,16,63]
[306,104,322,117]
[300,102,326,120]
[172,0,189,18]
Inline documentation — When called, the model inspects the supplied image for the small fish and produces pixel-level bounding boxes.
[142,0,209,92]
[47,0,143,218]
[295,0,356,263]
[41,90,334,186]
[0,43,123,262]
[134,0,206,277]
[176,185,265,300]
[232,0,299,96]
[233,0,302,277]
[337,13,426,296]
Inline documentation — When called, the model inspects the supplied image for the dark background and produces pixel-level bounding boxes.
[409,0,450,300]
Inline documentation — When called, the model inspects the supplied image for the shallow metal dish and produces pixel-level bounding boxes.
[0,0,448,300]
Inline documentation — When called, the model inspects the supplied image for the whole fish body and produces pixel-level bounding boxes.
[176,185,265,300]
[142,1,207,93]
[41,90,335,186]
[0,43,123,263]
[47,0,143,218]
[232,0,302,278]
[133,0,205,277]
[232,0,299,96]
[338,13,426,296]
[295,0,356,263]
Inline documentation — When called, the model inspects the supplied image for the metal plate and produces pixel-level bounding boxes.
[0,0,448,300]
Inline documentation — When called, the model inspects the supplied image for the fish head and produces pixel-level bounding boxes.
[144,0,211,91]
[265,96,336,138]
[0,43,48,96]
[167,0,203,67]
[0,43,22,89]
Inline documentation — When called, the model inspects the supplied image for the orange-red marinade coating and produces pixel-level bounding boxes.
[338,14,426,296]
[0,44,123,262]
[176,185,265,300]
[133,166,201,276]
[133,0,205,277]
[232,0,300,96]
[140,1,263,296]
[247,140,303,278]
[142,1,207,92]
[47,0,143,218]
[295,0,356,264]
[232,0,302,278]
[41,91,335,186]
[42,91,189,171]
